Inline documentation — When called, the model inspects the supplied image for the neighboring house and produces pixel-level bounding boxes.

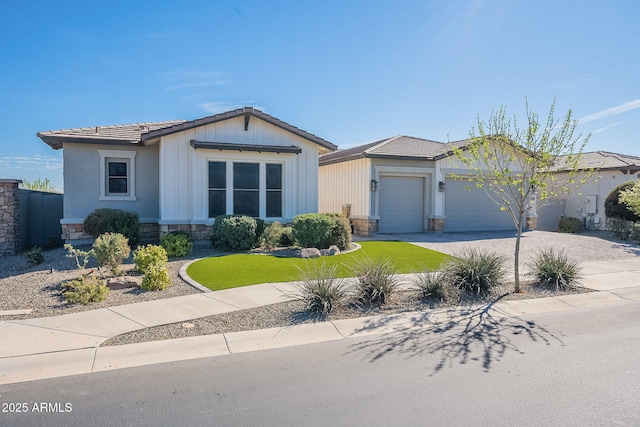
[537,151,640,231]
[318,135,522,234]
[38,107,336,242]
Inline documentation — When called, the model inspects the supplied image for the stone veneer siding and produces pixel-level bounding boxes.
[351,218,378,235]
[0,180,21,256]
[428,217,445,232]
[526,216,537,231]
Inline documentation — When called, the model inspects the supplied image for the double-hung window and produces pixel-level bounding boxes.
[208,162,226,218]
[233,163,259,217]
[99,150,136,200]
[266,164,282,217]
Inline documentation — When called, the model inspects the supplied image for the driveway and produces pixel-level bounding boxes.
[357,230,640,265]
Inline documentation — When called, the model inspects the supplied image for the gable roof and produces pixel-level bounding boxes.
[37,120,187,150]
[141,107,337,151]
[320,135,466,165]
[38,107,336,152]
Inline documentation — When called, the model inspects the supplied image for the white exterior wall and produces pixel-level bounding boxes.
[319,158,371,217]
[159,116,321,224]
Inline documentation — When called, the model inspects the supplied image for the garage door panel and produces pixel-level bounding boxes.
[445,179,513,232]
[379,176,424,233]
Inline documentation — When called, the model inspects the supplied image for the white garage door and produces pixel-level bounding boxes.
[378,176,424,233]
[445,179,513,232]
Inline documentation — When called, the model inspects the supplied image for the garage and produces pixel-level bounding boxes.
[444,178,513,232]
[378,176,424,233]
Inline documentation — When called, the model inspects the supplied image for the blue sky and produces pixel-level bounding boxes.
[1,0,639,191]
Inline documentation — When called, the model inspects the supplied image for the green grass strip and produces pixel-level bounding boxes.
[186,241,449,291]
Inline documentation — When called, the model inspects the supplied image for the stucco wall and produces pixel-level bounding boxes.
[62,142,159,223]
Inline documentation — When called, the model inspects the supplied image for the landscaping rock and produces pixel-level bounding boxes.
[107,276,142,290]
[321,245,340,256]
[295,248,322,258]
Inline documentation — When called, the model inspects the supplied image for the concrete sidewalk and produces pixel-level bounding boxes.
[1,257,639,386]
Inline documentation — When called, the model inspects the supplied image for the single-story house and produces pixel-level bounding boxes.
[38,107,336,242]
[536,151,640,231]
[318,135,523,234]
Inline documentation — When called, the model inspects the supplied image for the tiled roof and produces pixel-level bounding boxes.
[37,120,186,149]
[320,135,468,165]
[38,107,336,152]
[554,151,640,172]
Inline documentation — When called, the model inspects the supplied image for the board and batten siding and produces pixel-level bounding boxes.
[319,158,372,217]
[159,115,321,224]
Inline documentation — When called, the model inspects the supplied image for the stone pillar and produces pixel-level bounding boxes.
[351,217,378,236]
[0,179,22,256]
[526,216,538,231]
[428,217,445,232]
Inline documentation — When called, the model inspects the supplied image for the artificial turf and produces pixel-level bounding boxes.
[186,240,450,290]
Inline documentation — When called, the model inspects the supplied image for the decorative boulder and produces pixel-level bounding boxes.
[107,276,142,290]
[294,248,322,258]
[321,245,340,256]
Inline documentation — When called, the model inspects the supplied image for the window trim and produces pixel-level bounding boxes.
[99,150,137,201]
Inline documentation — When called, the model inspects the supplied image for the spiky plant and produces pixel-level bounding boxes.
[294,261,348,318]
[440,248,507,295]
[351,257,399,306]
[528,248,583,291]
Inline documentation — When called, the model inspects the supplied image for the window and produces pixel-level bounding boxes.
[208,162,226,217]
[98,150,136,200]
[266,163,282,217]
[233,163,259,217]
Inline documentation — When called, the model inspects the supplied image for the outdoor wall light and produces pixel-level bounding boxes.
[371,179,378,192]
[438,181,446,192]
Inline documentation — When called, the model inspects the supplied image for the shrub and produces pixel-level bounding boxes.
[133,244,168,274]
[608,217,633,240]
[160,233,193,258]
[25,246,44,265]
[62,276,110,305]
[210,215,258,251]
[528,248,582,291]
[140,263,172,291]
[351,257,399,306]
[630,224,640,244]
[440,248,507,295]
[292,213,352,250]
[294,262,348,317]
[64,244,94,269]
[255,218,266,244]
[262,221,285,251]
[558,216,582,233]
[413,269,459,303]
[280,226,294,246]
[604,181,640,222]
[92,233,131,276]
[83,208,141,246]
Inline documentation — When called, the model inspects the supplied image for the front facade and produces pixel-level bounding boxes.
[38,108,336,242]
[319,136,516,234]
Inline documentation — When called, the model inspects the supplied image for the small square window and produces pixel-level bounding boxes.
[107,161,128,194]
[98,150,136,200]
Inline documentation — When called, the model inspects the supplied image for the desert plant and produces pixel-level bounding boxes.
[140,263,172,291]
[528,248,582,291]
[133,244,168,274]
[294,261,348,317]
[558,216,582,233]
[210,215,258,251]
[64,244,94,269]
[92,233,131,276]
[25,246,44,265]
[83,208,141,246]
[351,257,399,306]
[413,269,459,303]
[630,224,640,244]
[440,248,507,295]
[62,276,110,305]
[160,233,193,258]
[605,181,640,223]
[262,221,285,251]
[280,226,294,246]
[608,217,633,240]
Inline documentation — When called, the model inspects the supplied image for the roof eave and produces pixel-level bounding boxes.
[37,134,141,150]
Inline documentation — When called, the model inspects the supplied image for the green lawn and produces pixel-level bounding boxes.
[186,241,450,290]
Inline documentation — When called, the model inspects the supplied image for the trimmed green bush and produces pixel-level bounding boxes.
[558,216,582,233]
[141,263,172,291]
[62,276,110,305]
[413,269,459,303]
[25,246,44,265]
[133,244,168,274]
[161,233,193,258]
[605,181,640,222]
[528,248,582,291]
[440,248,507,295]
[292,213,352,250]
[351,257,399,306]
[211,215,258,251]
[608,217,633,240]
[294,262,348,317]
[262,221,285,250]
[84,208,141,246]
[280,226,294,246]
[630,224,640,244]
[92,233,131,276]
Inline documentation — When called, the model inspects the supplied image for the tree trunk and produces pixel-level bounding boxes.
[513,215,523,293]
